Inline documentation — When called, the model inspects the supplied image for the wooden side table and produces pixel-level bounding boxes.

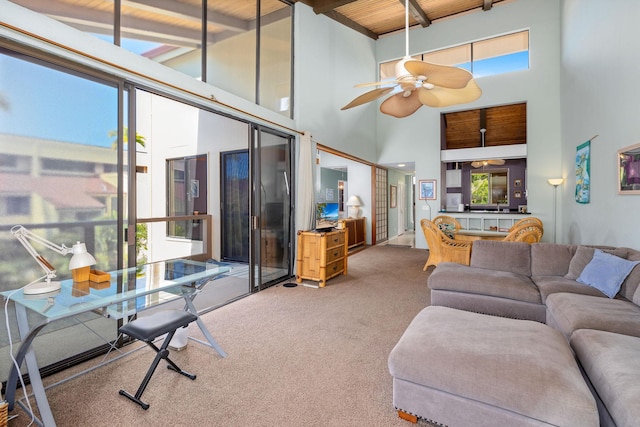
[339,217,366,249]
[296,229,348,287]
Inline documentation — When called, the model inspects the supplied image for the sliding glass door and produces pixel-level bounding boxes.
[0,47,125,378]
[252,127,293,290]
[221,150,250,263]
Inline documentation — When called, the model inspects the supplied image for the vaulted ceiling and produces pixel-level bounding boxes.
[294,0,509,39]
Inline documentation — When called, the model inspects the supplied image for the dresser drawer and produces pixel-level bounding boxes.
[325,246,344,263]
[324,258,345,277]
[326,231,345,247]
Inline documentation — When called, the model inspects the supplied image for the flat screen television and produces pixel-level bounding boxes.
[315,202,339,231]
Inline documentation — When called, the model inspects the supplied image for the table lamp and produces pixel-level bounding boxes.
[346,195,363,218]
[11,225,96,295]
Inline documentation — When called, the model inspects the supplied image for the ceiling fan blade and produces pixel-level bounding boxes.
[379,90,422,118]
[354,80,398,88]
[404,60,473,89]
[471,159,505,168]
[417,79,482,108]
[341,87,394,110]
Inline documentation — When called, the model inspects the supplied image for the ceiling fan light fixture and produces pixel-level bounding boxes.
[341,1,482,116]
[395,55,414,81]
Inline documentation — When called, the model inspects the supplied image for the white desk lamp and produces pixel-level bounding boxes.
[11,225,96,295]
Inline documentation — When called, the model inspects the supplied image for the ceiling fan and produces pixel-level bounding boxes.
[471,159,505,168]
[340,1,481,118]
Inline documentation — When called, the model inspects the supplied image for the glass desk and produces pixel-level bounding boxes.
[2,259,230,427]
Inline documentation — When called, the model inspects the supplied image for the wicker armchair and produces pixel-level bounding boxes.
[510,217,544,232]
[503,223,543,243]
[420,219,472,271]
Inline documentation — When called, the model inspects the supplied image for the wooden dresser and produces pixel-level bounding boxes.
[340,217,366,249]
[296,229,348,287]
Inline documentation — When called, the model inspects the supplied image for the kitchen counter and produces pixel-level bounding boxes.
[440,212,531,232]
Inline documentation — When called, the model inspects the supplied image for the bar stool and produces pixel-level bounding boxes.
[118,310,198,410]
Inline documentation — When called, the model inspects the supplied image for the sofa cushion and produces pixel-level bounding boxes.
[531,243,576,276]
[533,275,611,303]
[577,249,640,298]
[565,245,628,280]
[470,240,531,276]
[571,329,640,427]
[546,292,640,340]
[428,262,541,304]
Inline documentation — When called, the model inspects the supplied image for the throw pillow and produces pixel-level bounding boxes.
[577,249,640,298]
[565,245,628,280]
[437,223,455,239]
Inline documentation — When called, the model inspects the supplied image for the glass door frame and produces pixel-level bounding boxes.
[250,125,295,292]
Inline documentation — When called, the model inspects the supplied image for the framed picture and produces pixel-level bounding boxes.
[618,142,640,194]
[575,140,591,203]
[390,185,397,208]
[518,205,528,213]
[514,179,522,187]
[419,179,437,200]
[326,188,334,201]
[514,190,522,198]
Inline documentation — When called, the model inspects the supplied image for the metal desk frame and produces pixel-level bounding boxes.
[2,259,230,427]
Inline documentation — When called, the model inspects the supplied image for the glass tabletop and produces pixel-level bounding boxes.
[1,259,230,321]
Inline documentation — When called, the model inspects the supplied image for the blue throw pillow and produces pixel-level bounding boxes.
[577,249,640,298]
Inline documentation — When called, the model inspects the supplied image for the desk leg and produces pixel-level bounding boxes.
[182,297,227,358]
[11,305,57,426]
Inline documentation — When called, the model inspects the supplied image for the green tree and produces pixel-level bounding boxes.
[108,128,146,150]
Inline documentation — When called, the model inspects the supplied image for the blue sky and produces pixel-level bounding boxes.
[0,53,119,148]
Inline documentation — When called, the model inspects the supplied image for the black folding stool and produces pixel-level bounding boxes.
[118,309,198,410]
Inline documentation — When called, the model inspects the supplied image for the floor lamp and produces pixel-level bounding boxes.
[547,178,564,243]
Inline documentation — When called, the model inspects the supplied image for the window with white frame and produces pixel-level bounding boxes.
[380,30,529,80]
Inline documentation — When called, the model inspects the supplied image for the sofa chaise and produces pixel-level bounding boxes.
[389,240,640,427]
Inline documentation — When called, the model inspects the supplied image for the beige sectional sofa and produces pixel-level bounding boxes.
[390,240,640,427]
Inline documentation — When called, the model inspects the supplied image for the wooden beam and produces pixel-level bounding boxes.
[295,0,376,39]
[307,0,358,15]
[402,0,431,27]
[483,0,493,11]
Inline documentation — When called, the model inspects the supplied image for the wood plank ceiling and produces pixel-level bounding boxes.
[295,0,509,39]
[443,103,527,150]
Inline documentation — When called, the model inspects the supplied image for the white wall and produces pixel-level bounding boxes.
[560,0,640,248]
[294,4,378,163]
[375,0,562,248]
[5,0,637,251]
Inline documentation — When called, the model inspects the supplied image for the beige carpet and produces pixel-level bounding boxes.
[9,245,432,426]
